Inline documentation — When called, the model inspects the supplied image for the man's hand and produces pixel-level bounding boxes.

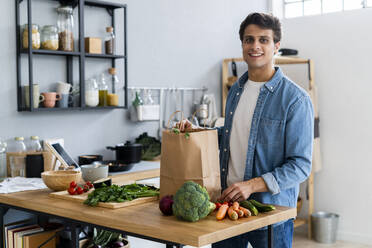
[218,177,269,203]
[174,119,195,132]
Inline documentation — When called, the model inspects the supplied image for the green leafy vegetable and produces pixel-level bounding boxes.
[84,183,159,206]
[135,132,161,160]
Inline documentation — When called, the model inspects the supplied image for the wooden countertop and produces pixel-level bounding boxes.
[0,169,296,247]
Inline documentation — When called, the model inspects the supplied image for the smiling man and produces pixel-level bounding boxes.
[177,12,314,248]
[212,13,314,248]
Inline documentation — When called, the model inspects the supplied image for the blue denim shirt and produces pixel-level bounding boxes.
[218,67,314,208]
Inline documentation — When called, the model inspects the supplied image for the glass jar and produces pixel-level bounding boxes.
[56,5,74,51]
[12,137,27,153]
[97,73,108,107]
[41,25,59,50]
[107,68,119,106]
[0,139,7,179]
[29,136,42,152]
[105,26,115,55]
[22,24,40,49]
[85,78,99,107]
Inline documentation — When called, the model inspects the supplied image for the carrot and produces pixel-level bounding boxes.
[236,209,244,218]
[227,206,239,221]
[232,201,240,211]
[239,206,252,217]
[216,204,229,220]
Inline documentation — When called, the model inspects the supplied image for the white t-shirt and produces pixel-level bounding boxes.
[227,79,264,187]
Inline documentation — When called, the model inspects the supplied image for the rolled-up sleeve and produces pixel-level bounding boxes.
[264,95,314,195]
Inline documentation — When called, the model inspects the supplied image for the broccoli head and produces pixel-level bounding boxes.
[172,181,215,222]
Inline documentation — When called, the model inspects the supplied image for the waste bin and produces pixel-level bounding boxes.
[311,211,339,244]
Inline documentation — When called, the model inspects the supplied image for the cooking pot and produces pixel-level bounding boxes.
[106,141,142,164]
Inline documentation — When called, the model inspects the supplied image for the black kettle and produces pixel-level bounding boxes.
[106,141,142,164]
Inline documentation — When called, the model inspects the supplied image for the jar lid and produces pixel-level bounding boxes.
[31,136,39,140]
[108,68,116,75]
[56,5,73,14]
[41,25,57,32]
[15,137,24,141]
[22,24,39,30]
[106,26,113,33]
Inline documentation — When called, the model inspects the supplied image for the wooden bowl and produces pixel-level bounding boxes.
[41,170,82,191]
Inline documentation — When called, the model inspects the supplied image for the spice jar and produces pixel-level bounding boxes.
[41,25,59,50]
[56,5,74,52]
[105,26,115,55]
[22,24,40,49]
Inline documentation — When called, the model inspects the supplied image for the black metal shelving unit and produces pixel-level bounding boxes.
[16,0,128,112]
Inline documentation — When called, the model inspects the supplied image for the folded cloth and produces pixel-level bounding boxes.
[0,177,47,194]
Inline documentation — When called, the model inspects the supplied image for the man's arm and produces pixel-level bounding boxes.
[261,95,314,195]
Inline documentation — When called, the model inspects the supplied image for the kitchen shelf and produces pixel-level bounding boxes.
[16,0,128,112]
[20,49,81,56]
[20,106,125,111]
[294,218,307,228]
[85,53,125,59]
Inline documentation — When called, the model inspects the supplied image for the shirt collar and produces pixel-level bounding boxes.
[238,67,283,93]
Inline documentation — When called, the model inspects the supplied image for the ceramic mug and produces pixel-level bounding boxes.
[41,92,61,108]
[24,84,45,108]
[56,82,72,95]
[57,94,73,108]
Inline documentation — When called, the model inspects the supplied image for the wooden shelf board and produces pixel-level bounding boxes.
[294,218,307,228]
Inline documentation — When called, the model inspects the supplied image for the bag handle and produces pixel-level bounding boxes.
[167,110,184,130]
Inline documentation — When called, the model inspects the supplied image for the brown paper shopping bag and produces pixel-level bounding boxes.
[160,111,221,202]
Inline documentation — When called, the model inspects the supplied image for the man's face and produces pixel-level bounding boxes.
[242,24,280,70]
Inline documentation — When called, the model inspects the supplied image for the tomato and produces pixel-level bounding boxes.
[83,184,90,192]
[76,186,84,195]
[85,181,93,189]
[215,202,222,210]
[223,201,229,205]
[68,187,76,195]
[70,181,77,188]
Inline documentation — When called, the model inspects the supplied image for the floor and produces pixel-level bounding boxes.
[293,231,372,248]
[127,231,372,248]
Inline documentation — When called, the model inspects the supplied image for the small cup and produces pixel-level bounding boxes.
[57,94,73,108]
[10,156,26,177]
[56,82,72,95]
[24,84,45,108]
[41,92,61,108]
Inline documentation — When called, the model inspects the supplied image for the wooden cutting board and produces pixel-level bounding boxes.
[49,190,158,209]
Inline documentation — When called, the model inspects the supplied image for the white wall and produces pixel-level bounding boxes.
[0,0,266,159]
[281,9,372,245]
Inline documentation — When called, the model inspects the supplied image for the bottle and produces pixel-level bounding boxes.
[97,73,108,107]
[0,139,7,179]
[29,136,42,152]
[12,137,27,153]
[107,68,119,106]
[56,5,74,51]
[105,26,115,55]
[85,78,99,107]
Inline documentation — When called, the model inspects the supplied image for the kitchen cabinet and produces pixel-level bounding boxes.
[222,56,316,239]
[16,0,128,112]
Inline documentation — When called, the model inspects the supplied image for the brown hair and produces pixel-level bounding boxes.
[239,13,282,43]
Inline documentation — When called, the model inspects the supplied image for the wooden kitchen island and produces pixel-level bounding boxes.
[0,169,296,248]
